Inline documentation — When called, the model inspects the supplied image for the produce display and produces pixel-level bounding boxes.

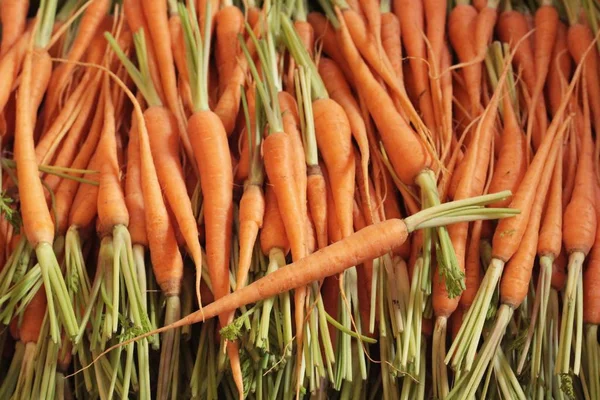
[0,0,598,399]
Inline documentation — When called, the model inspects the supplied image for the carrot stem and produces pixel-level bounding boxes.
[556,251,585,376]
[158,295,182,400]
[447,304,515,399]
[585,325,600,400]
[0,341,25,397]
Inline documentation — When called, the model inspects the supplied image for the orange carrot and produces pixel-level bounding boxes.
[318,57,371,215]
[44,0,111,125]
[0,0,29,56]
[307,12,354,85]
[487,86,527,208]
[215,5,244,96]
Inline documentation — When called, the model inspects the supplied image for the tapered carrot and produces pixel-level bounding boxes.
[318,57,371,215]
[380,11,404,89]
[141,0,179,121]
[0,0,29,56]
[235,86,265,290]
[13,2,81,344]
[178,4,243,395]
[524,3,558,155]
[393,0,436,131]
[556,79,597,376]
[125,114,147,248]
[92,191,518,364]
[545,21,572,116]
[517,143,564,378]
[448,3,479,114]
[487,83,527,208]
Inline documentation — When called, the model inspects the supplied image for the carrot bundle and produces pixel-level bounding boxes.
[4,2,600,398]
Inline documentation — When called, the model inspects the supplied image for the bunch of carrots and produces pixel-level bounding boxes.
[0,0,599,399]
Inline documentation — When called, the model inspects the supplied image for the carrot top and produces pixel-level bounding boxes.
[179,1,212,113]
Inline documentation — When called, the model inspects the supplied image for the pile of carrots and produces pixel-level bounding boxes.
[0,0,599,398]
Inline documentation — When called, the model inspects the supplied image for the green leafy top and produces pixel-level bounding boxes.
[105,30,163,107]
[179,1,212,112]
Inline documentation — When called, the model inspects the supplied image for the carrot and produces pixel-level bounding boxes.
[556,77,598,376]
[0,0,29,56]
[42,74,102,194]
[334,9,431,186]
[178,4,243,395]
[124,115,149,327]
[448,3,480,114]
[380,11,404,88]
[524,3,558,155]
[43,0,111,125]
[141,0,180,123]
[496,7,548,150]
[95,190,518,363]
[215,5,244,96]
[145,106,204,303]
[487,83,527,208]
[566,23,600,176]
[545,21,572,116]
[318,57,371,217]
[393,0,436,131]
[123,0,165,103]
[518,147,564,378]
[15,10,79,343]
[235,87,265,290]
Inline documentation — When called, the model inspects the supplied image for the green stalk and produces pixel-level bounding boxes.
[585,325,600,400]
[157,296,182,400]
[447,305,515,399]
[556,251,585,376]
[0,341,25,398]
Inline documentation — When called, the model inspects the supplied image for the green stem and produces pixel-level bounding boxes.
[36,242,79,342]
[446,257,505,371]
[36,0,59,48]
[585,325,600,400]
[432,317,449,399]
[447,304,515,399]
[280,14,328,100]
[105,31,162,107]
[157,295,182,400]
[556,251,584,376]
[0,341,25,398]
